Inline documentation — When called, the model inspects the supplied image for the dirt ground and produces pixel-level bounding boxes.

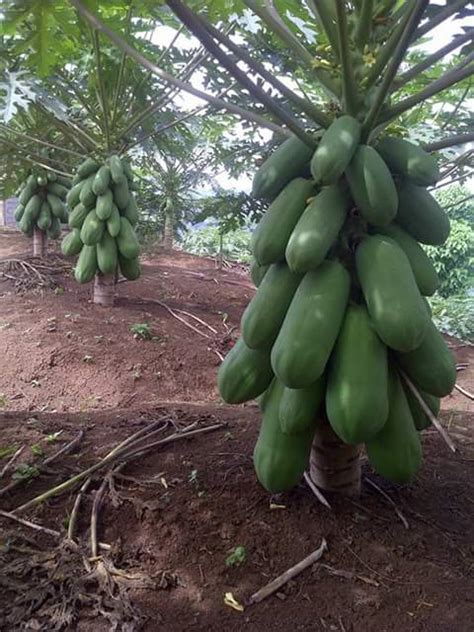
[0,229,473,631]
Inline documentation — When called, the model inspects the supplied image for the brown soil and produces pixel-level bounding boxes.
[0,229,473,631]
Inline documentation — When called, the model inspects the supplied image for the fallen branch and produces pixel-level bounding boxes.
[304,471,332,510]
[364,477,409,529]
[0,445,24,479]
[454,383,474,401]
[174,308,218,334]
[400,370,456,453]
[68,477,92,542]
[90,478,108,558]
[248,538,328,604]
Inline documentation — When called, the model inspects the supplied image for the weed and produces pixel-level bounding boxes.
[54,286,64,295]
[0,445,17,460]
[30,444,44,457]
[12,463,39,482]
[0,393,8,408]
[225,546,247,568]
[46,431,62,443]
[188,468,199,486]
[130,322,152,341]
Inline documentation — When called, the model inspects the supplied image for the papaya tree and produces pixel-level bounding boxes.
[68,0,473,495]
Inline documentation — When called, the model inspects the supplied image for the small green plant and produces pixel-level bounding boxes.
[225,546,247,568]
[30,443,44,457]
[188,468,199,486]
[54,286,65,295]
[0,393,8,408]
[12,463,39,482]
[0,445,17,460]
[46,431,62,443]
[130,322,152,340]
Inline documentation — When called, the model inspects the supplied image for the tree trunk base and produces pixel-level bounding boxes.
[93,273,116,306]
[33,228,47,257]
[310,418,361,497]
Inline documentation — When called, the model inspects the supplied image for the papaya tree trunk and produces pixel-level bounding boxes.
[33,227,47,257]
[310,417,361,497]
[162,210,174,250]
[93,272,116,307]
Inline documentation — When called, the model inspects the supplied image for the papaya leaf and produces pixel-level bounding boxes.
[0,71,36,122]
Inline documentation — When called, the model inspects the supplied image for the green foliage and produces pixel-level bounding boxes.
[12,463,40,482]
[429,295,474,343]
[181,224,252,263]
[130,322,153,340]
[225,545,247,568]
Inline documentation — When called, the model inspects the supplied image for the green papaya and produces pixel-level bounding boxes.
[55,175,72,188]
[47,182,68,200]
[37,202,52,231]
[121,159,134,183]
[80,210,105,246]
[252,135,314,200]
[218,337,273,404]
[46,193,66,219]
[366,368,422,483]
[251,178,315,266]
[24,194,42,221]
[112,177,130,211]
[396,320,456,397]
[310,115,361,185]
[376,223,439,296]
[106,204,121,238]
[19,176,37,205]
[279,375,325,434]
[61,228,83,256]
[123,195,138,225]
[326,304,389,444]
[253,380,316,493]
[271,260,350,388]
[241,263,302,350]
[19,211,33,234]
[77,157,100,180]
[79,175,97,209]
[345,145,398,226]
[92,165,111,196]
[47,172,57,182]
[376,136,439,186]
[256,379,274,413]
[47,216,61,239]
[403,384,440,432]
[97,231,118,275]
[96,189,114,221]
[118,254,141,280]
[285,184,349,273]
[109,155,125,184]
[14,204,24,222]
[37,175,48,187]
[68,203,89,229]
[116,217,139,260]
[75,245,97,284]
[66,181,85,209]
[396,182,450,245]
[250,259,269,287]
[356,235,429,352]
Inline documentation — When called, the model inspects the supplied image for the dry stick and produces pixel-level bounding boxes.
[90,478,108,558]
[303,471,332,510]
[173,308,218,334]
[0,446,24,479]
[364,477,409,530]
[137,297,211,339]
[68,477,92,542]
[249,538,328,605]
[454,383,474,401]
[400,371,456,453]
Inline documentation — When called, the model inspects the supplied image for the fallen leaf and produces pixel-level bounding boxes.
[224,592,244,612]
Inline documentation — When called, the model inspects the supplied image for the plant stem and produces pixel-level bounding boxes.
[0,137,74,177]
[361,0,429,139]
[68,0,290,138]
[110,2,134,129]
[412,0,470,43]
[306,0,340,59]
[441,81,471,130]
[423,132,474,152]
[167,0,316,146]
[0,124,86,158]
[335,0,358,116]
[354,0,373,49]
[92,28,111,152]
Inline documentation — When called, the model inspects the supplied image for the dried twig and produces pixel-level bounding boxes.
[248,538,328,604]
[90,479,108,558]
[454,383,474,400]
[68,477,92,542]
[304,472,332,510]
[364,477,409,529]
[0,446,24,479]
[400,371,456,453]
[0,508,61,538]
[174,308,218,334]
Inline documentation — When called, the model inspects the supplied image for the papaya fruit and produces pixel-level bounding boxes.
[106,204,121,238]
[285,183,349,273]
[396,320,456,397]
[109,155,125,184]
[92,165,111,196]
[121,159,135,182]
[118,254,141,280]
[47,216,61,239]
[218,337,273,404]
[326,304,389,444]
[14,204,24,222]
[68,203,89,229]
[96,189,114,221]
[345,145,398,226]
[117,217,140,259]
[251,178,315,266]
[47,172,57,182]
[310,115,361,185]
[75,245,97,284]
[47,182,68,200]
[252,135,314,200]
[113,177,130,211]
[37,175,48,187]
[37,202,52,231]
[256,379,274,413]
[271,260,350,388]
[366,368,422,483]
[396,182,450,245]
[376,136,439,186]
[55,175,72,188]
[61,228,83,256]
[79,174,97,209]
[241,262,302,350]
[253,380,316,493]
[77,157,100,180]
[19,212,33,235]
[279,375,325,434]
[66,181,85,209]
[123,195,139,225]
[249,259,268,287]
[80,210,105,246]
[403,383,440,432]
[18,176,37,205]
[24,194,42,221]
[356,235,429,352]
[97,231,118,275]
[376,223,439,296]
[46,193,66,219]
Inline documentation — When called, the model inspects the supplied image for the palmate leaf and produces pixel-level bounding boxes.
[0,71,36,122]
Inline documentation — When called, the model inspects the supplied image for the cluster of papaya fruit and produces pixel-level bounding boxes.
[218,115,456,493]
[61,155,141,283]
[15,171,70,239]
